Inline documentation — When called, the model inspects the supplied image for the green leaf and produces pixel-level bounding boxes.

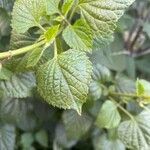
[54,124,77,149]
[63,19,93,52]
[0,8,10,36]
[12,0,46,33]
[96,100,121,129]
[0,67,13,80]
[36,50,92,114]
[46,0,60,15]
[44,25,60,43]
[27,48,45,68]
[0,124,16,150]
[62,0,74,16]
[62,110,92,139]
[78,0,135,46]
[21,133,34,149]
[93,133,125,150]
[35,130,48,147]
[118,109,150,150]
[0,73,36,98]
[136,79,150,104]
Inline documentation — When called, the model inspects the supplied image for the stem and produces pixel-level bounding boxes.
[59,12,71,26]
[38,24,46,32]
[69,0,78,21]
[110,92,150,100]
[0,40,45,60]
[110,98,135,121]
[54,40,57,58]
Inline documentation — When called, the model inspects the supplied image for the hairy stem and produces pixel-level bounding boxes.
[0,40,45,60]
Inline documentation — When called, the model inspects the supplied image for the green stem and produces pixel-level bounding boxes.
[69,0,78,21]
[110,98,135,121]
[54,40,57,58]
[110,92,150,100]
[0,40,45,60]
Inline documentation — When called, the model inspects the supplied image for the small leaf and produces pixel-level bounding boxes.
[44,25,60,43]
[12,0,46,33]
[21,133,34,149]
[63,19,93,52]
[96,100,121,129]
[0,124,16,150]
[46,0,60,15]
[118,109,150,150]
[136,79,150,104]
[36,50,92,114]
[27,48,45,68]
[62,110,92,139]
[62,0,74,16]
[35,130,48,147]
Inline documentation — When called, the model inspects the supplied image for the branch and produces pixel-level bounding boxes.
[0,40,45,60]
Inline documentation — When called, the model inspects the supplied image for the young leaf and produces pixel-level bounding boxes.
[136,79,150,104]
[118,109,150,150]
[62,0,74,16]
[46,0,60,15]
[0,124,16,150]
[12,0,46,33]
[96,100,121,129]
[78,0,135,46]
[63,19,93,52]
[36,50,92,114]
[62,110,92,139]
[44,25,60,43]
[0,73,36,98]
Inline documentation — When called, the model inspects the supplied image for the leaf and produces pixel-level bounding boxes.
[0,67,13,80]
[44,25,60,43]
[0,0,14,11]
[10,30,37,49]
[54,124,77,149]
[37,50,92,114]
[0,8,10,36]
[21,133,34,149]
[115,75,135,94]
[63,19,93,52]
[46,0,60,15]
[62,0,74,16]
[118,109,150,150]
[136,79,150,104]
[0,124,16,150]
[27,48,45,68]
[0,73,36,98]
[12,0,46,33]
[35,130,48,147]
[93,133,125,150]
[96,100,121,129]
[78,0,135,46]
[62,110,92,139]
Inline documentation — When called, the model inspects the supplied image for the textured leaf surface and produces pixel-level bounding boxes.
[12,0,46,33]
[96,100,121,129]
[63,19,93,52]
[78,0,135,45]
[46,0,60,15]
[62,110,92,139]
[0,124,16,150]
[0,73,36,98]
[37,50,92,114]
[118,109,150,150]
